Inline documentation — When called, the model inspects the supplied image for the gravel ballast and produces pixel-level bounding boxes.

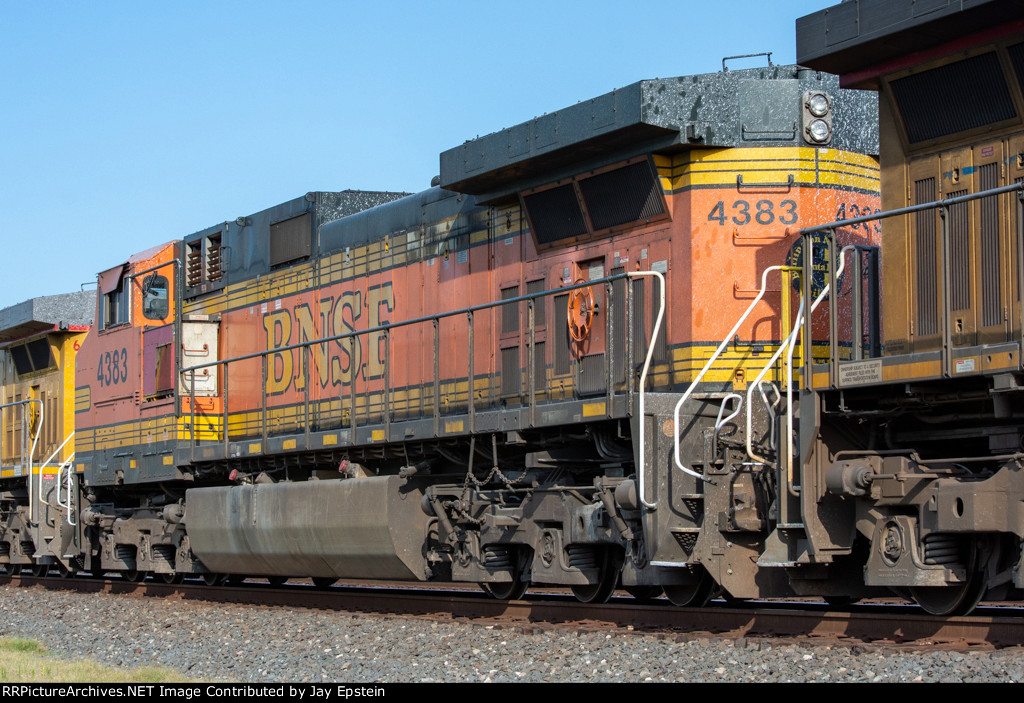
[2,585,1023,683]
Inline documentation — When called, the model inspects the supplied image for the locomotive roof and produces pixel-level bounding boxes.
[796,0,1024,83]
[439,65,877,200]
[0,291,95,344]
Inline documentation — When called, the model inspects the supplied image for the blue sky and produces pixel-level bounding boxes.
[0,1,830,309]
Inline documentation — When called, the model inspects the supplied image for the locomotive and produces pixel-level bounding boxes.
[10,0,1019,616]
[0,59,881,604]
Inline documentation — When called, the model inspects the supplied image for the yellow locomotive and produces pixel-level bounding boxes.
[0,292,93,574]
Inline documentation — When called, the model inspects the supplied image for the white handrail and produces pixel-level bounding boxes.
[672,265,789,484]
[36,431,74,522]
[714,394,743,434]
[629,270,666,510]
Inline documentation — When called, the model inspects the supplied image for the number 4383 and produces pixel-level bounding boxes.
[97,348,128,386]
[707,199,798,226]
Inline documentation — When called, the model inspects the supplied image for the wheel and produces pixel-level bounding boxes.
[31,563,49,577]
[267,576,289,587]
[122,569,146,582]
[159,572,184,584]
[226,574,247,585]
[570,549,623,604]
[663,567,714,607]
[202,573,226,586]
[625,586,663,603]
[480,576,528,601]
[9,564,22,576]
[57,562,76,579]
[312,577,337,589]
[909,537,989,616]
[910,578,987,616]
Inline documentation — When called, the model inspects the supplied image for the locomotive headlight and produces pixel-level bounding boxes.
[806,92,830,117]
[802,90,833,145]
[807,119,831,143]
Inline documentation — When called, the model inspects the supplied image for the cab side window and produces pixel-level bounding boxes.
[142,274,169,320]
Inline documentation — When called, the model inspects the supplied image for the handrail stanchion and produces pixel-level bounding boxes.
[467,312,474,433]
[605,280,613,418]
[383,329,390,438]
[828,229,839,386]
[304,346,311,443]
[261,355,269,446]
[433,319,440,437]
[528,299,536,428]
[223,359,230,453]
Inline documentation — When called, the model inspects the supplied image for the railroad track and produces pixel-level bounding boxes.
[3,573,1022,650]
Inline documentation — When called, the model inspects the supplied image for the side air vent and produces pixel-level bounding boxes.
[522,185,588,245]
[948,190,969,312]
[521,157,668,247]
[1008,42,1024,97]
[979,163,1002,327]
[27,339,54,371]
[270,212,312,267]
[914,178,938,337]
[10,345,32,375]
[891,53,1016,143]
[577,161,664,231]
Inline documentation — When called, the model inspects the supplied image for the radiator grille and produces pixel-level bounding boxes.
[578,353,606,396]
[577,161,664,231]
[523,185,587,244]
[501,347,520,397]
[948,190,970,312]
[526,279,546,328]
[531,341,546,397]
[891,53,1016,143]
[915,178,938,336]
[270,212,311,267]
[1008,42,1024,97]
[979,163,1002,327]
[501,285,520,334]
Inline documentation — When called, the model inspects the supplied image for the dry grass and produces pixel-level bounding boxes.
[0,637,195,683]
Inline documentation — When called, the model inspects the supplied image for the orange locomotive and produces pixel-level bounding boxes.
[12,63,883,603]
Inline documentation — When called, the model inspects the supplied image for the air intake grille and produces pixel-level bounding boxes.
[578,161,664,231]
[948,190,969,312]
[979,163,1002,327]
[501,347,520,397]
[523,185,587,244]
[10,345,32,375]
[27,339,54,371]
[501,286,520,334]
[522,158,668,246]
[270,212,312,267]
[891,53,1015,143]
[915,178,938,337]
[1009,42,1024,97]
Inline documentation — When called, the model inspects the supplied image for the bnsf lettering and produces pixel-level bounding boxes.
[262,284,394,395]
